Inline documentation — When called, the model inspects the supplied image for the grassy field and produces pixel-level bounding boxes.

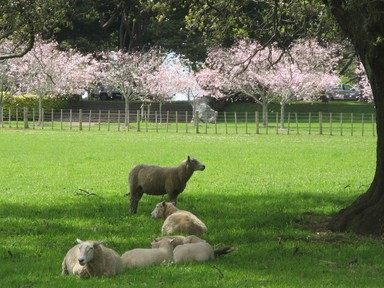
[0,129,382,287]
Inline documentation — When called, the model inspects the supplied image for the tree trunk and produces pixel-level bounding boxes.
[280,102,285,129]
[38,94,43,126]
[324,0,384,235]
[124,96,130,127]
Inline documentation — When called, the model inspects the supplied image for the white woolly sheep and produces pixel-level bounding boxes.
[152,235,234,264]
[61,239,123,278]
[121,238,174,268]
[151,201,208,235]
[128,156,205,213]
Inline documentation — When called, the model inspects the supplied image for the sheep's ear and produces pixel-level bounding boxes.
[95,240,105,246]
[171,202,176,206]
[76,239,83,244]
[187,156,190,162]
[162,201,166,207]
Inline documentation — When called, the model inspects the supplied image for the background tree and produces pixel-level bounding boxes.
[96,49,165,126]
[0,0,68,60]
[10,38,95,125]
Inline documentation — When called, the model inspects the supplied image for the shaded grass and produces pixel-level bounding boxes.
[0,129,381,287]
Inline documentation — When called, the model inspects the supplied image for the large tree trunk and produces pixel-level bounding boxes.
[324,0,384,235]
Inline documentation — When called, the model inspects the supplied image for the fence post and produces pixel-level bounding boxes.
[98,110,101,131]
[330,112,333,136]
[32,108,35,129]
[245,112,248,134]
[69,109,73,130]
[340,112,343,136]
[117,110,121,131]
[195,111,199,134]
[265,112,269,135]
[137,110,141,132]
[107,110,110,131]
[51,108,54,130]
[79,109,83,131]
[287,112,290,135]
[276,112,278,135]
[23,107,29,129]
[234,112,238,134]
[41,108,44,129]
[319,112,323,135]
[351,113,354,136]
[155,111,159,133]
[16,108,19,129]
[166,111,169,133]
[185,111,188,134]
[295,112,299,134]
[88,110,92,131]
[255,111,259,134]
[372,113,375,136]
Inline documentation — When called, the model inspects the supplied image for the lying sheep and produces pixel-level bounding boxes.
[121,238,174,268]
[151,201,208,235]
[128,156,205,213]
[61,239,123,278]
[152,235,234,264]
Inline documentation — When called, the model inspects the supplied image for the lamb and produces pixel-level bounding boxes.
[61,239,123,278]
[128,156,205,213]
[152,235,235,264]
[151,201,208,235]
[121,238,174,268]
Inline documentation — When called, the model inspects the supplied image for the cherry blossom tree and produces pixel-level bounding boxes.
[267,39,341,128]
[198,39,341,127]
[355,62,373,102]
[197,41,282,127]
[96,49,164,126]
[9,38,96,124]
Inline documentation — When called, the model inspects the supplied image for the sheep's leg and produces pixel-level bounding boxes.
[168,192,179,205]
[130,188,143,214]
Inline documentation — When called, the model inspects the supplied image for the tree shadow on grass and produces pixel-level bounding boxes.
[1,190,383,287]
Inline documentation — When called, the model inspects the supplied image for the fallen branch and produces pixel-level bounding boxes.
[76,188,97,196]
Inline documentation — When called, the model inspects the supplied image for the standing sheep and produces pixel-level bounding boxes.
[151,201,208,235]
[121,238,174,268]
[128,156,205,213]
[61,239,123,278]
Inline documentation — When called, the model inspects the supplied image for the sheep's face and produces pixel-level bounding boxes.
[151,201,168,219]
[76,239,103,266]
[187,156,205,171]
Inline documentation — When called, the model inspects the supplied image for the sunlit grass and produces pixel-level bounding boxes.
[0,129,381,287]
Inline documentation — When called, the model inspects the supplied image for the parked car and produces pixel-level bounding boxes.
[326,84,361,101]
[91,85,123,100]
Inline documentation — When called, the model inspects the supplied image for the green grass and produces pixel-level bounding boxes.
[0,129,381,287]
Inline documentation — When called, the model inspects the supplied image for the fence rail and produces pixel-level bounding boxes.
[0,108,377,136]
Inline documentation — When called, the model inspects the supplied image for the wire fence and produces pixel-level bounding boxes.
[0,108,377,136]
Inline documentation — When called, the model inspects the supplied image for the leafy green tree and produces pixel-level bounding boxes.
[0,0,68,60]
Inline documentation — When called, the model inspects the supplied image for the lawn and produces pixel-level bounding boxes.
[0,129,381,287]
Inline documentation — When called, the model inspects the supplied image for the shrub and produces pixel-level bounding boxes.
[2,94,71,120]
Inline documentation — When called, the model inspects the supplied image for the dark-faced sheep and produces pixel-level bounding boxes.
[61,239,123,278]
[128,156,205,213]
[151,201,208,235]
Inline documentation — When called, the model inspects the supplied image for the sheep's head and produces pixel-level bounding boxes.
[151,201,168,219]
[76,239,104,266]
[186,156,205,171]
